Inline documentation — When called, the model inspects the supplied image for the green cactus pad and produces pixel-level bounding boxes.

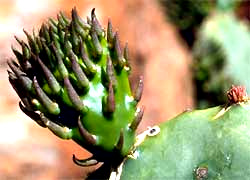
[121,100,250,179]
[8,8,144,165]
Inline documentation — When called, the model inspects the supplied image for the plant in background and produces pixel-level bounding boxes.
[7,7,250,180]
[159,0,215,47]
[193,11,250,108]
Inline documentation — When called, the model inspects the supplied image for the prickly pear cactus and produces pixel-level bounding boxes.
[193,12,250,108]
[7,8,144,167]
[121,86,250,180]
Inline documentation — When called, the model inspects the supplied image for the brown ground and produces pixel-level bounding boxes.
[0,0,193,179]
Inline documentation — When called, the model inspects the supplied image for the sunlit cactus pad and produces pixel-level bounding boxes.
[7,8,144,166]
[121,95,250,179]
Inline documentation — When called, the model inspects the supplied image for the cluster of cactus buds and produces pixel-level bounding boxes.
[7,8,144,167]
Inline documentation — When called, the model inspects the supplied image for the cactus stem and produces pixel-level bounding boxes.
[19,102,46,127]
[115,129,124,152]
[72,154,98,167]
[130,106,145,131]
[133,75,144,102]
[107,18,114,48]
[64,77,87,112]
[77,117,96,145]
[69,51,89,89]
[33,76,60,115]
[37,57,61,94]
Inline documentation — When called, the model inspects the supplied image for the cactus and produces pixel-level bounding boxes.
[7,8,144,168]
[120,86,250,179]
[193,12,250,108]
[7,7,250,180]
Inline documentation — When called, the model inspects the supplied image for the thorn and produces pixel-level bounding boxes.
[130,106,145,131]
[114,32,126,69]
[33,76,60,115]
[115,129,124,151]
[72,154,98,167]
[64,77,87,113]
[52,43,68,78]
[69,51,89,89]
[107,82,115,113]
[78,117,96,145]
[107,18,114,47]
[37,57,61,94]
[134,75,144,102]
[14,35,22,45]
[19,102,46,128]
[91,8,103,36]
[90,28,103,56]
[79,37,96,75]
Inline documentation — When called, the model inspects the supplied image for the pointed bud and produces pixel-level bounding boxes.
[64,77,87,113]
[107,19,114,48]
[91,8,103,36]
[33,76,60,115]
[37,57,61,94]
[134,75,144,102]
[19,102,46,128]
[106,55,117,86]
[123,42,131,71]
[90,28,103,57]
[52,43,68,78]
[78,117,96,145]
[114,32,126,69]
[48,18,58,33]
[40,24,51,44]
[23,29,40,54]
[72,7,90,30]
[130,106,145,131]
[72,155,98,167]
[107,82,116,113]
[79,37,96,75]
[69,51,89,89]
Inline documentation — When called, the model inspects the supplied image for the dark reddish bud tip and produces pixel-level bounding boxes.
[227,85,248,104]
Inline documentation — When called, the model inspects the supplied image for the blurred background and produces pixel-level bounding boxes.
[0,0,249,179]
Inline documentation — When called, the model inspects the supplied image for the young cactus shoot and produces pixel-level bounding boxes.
[7,8,144,168]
